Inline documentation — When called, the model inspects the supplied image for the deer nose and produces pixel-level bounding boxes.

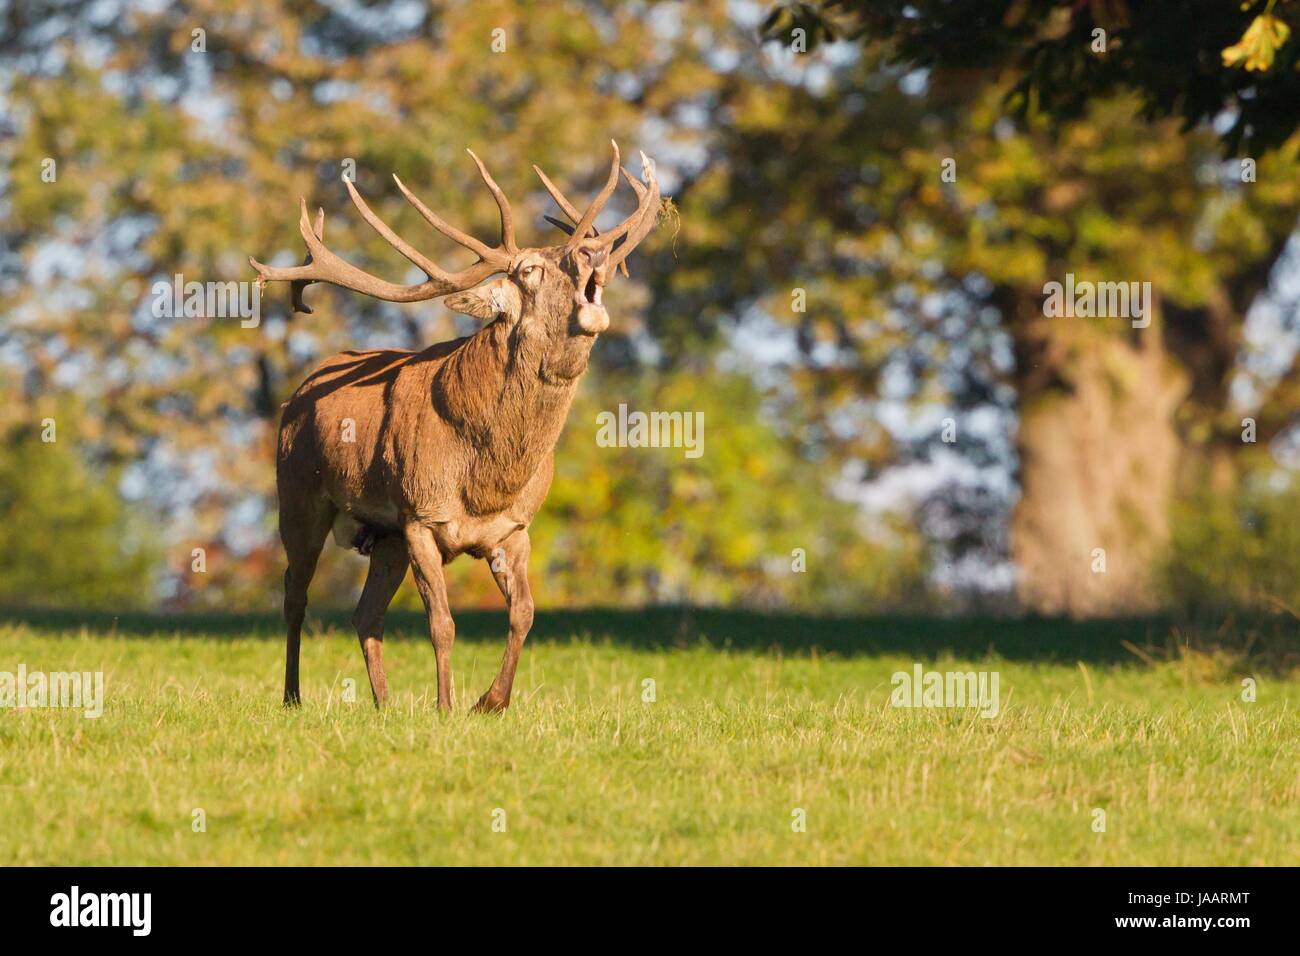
[580,246,608,269]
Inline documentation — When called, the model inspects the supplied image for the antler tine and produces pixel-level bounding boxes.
[533,164,585,228]
[592,167,651,246]
[621,166,648,199]
[466,149,518,255]
[604,152,660,270]
[534,162,629,276]
[392,174,502,264]
[344,177,484,283]
[283,207,325,313]
[544,214,576,235]
[566,140,622,251]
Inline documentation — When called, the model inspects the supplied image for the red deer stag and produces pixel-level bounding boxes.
[250,143,659,712]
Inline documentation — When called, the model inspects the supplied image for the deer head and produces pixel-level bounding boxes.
[250,143,659,381]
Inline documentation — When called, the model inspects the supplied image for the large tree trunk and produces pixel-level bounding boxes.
[1009,305,1188,617]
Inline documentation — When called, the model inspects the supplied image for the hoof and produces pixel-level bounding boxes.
[472,693,509,714]
[283,693,302,708]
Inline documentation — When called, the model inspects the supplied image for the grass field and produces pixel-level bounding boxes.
[1,608,1297,865]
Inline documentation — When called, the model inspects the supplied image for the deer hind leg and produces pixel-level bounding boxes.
[473,530,534,714]
[352,532,408,708]
[404,523,456,713]
[280,495,336,707]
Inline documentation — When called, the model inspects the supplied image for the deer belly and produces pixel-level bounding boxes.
[432,514,527,559]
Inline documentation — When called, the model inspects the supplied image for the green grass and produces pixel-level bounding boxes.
[1,609,1297,865]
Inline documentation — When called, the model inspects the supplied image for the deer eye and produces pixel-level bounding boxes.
[519,264,543,283]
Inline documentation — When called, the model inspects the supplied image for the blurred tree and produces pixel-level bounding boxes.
[739,5,1300,614]
[941,94,1299,613]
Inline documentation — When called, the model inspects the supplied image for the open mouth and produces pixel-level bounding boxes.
[574,268,609,334]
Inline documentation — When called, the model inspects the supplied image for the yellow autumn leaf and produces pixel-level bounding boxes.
[1222,13,1291,71]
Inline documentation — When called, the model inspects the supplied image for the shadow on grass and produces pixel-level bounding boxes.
[2,605,1296,669]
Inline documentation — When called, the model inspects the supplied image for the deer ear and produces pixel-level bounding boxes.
[444,278,520,322]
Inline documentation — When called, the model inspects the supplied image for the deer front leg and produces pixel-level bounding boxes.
[404,522,456,713]
[474,530,534,713]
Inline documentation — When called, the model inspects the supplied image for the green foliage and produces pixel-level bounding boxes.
[0,425,157,609]
[1166,480,1300,618]
[765,0,1300,153]
[1223,10,1292,72]
[535,369,927,609]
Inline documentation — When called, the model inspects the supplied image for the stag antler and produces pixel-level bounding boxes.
[533,143,660,277]
[249,150,517,313]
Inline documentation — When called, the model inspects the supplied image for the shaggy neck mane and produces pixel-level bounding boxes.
[432,320,580,510]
